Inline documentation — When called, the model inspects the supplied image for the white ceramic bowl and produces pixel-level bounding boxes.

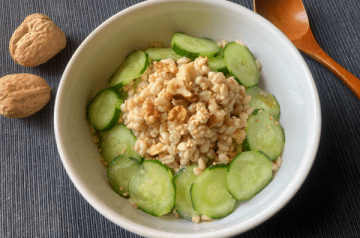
[54,0,321,237]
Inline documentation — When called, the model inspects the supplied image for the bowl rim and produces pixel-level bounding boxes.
[54,0,322,237]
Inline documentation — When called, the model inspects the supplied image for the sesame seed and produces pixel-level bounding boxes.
[256,119,260,122]
[274,122,279,125]
[267,125,271,129]
[120,187,123,191]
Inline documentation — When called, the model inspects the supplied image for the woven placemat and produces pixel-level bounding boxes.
[0,0,359,237]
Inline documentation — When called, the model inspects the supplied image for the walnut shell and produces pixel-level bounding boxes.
[9,13,66,67]
[0,73,51,118]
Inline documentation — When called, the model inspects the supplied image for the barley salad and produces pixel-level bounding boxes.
[87,33,285,223]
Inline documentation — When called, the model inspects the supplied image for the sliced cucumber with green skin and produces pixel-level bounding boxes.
[227,151,273,201]
[107,155,142,197]
[245,110,285,160]
[247,86,281,120]
[174,165,201,220]
[145,48,182,61]
[129,160,175,217]
[208,49,229,75]
[222,42,260,87]
[100,124,142,164]
[190,164,236,219]
[171,33,221,60]
[109,50,149,89]
[87,89,123,132]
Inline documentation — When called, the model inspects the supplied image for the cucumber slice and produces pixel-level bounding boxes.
[145,48,182,61]
[222,42,260,87]
[247,86,281,120]
[87,89,123,132]
[100,124,142,164]
[245,110,285,160]
[190,164,236,219]
[107,155,142,197]
[109,50,149,89]
[208,49,229,75]
[174,165,201,220]
[171,33,221,60]
[227,151,273,201]
[129,160,175,217]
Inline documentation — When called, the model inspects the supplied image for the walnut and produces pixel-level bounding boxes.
[166,77,198,104]
[171,96,191,108]
[9,13,66,67]
[141,97,161,125]
[176,62,196,85]
[168,105,187,123]
[0,73,51,118]
[207,111,226,127]
[148,142,167,156]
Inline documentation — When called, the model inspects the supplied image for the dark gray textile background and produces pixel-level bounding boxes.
[1,0,359,237]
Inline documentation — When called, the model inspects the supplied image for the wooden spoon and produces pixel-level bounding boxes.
[254,0,360,99]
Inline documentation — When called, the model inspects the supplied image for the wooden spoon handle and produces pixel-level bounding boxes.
[295,32,360,99]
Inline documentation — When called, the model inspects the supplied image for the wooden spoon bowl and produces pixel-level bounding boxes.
[254,0,360,99]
